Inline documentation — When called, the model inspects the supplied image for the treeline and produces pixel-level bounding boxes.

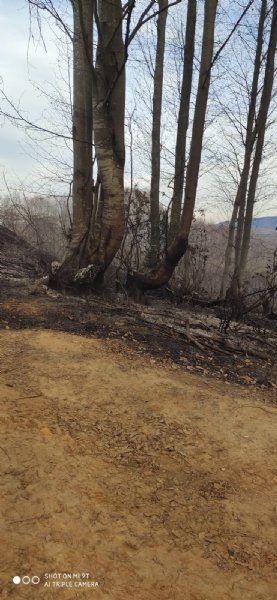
[0,189,275,301]
[1,1,277,300]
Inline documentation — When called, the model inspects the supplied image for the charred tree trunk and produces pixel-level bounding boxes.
[219,202,239,299]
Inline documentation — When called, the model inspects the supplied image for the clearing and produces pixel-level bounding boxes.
[0,328,276,599]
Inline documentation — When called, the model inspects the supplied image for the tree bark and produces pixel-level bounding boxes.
[219,202,238,299]
[93,0,126,267]
[52,0,126,288]
[238,0,277,279]
[127,0,218,293]
[168,0,196,243]
[149,0,168,267]
[226,0,267,297]
[52,0,93,287]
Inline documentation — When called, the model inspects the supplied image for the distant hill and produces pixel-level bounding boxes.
[219,216,277,229]
[251,216,277,229]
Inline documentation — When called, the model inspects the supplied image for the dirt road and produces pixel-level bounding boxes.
[0,329,276,599]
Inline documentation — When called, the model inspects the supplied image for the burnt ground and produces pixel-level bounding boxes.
[0,228,277,599]
[0,222,276,394]
[0,284,277,394]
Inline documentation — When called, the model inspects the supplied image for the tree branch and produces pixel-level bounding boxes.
[203,0,255,86]
[128,0,182,45]
[27,0,74,41]
[0,89,94,146]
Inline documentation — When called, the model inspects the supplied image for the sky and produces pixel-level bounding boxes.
[0,0,38,184]
[0,0,71,195]
[0,0,276,223]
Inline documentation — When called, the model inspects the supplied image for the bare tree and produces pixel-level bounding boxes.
[168,0,196,243]
[64,0,93,264]
[1,0,265,298]
[149,0,168,266]
[46,0,181,288]
[53,0,126,287]
[127,0,218,294]
[232,0,277,293]
[219,0,267,298]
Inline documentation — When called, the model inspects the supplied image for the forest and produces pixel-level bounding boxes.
[0,0,276,304]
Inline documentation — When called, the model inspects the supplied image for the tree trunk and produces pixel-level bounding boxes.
[219,202,238,299]
[238,0,277,279]
[169,0,196,243]
[149,0,168,267]
[127,0,218,293]
[71,0,93,257]
[227,0,267,297]
[52,0,126,289]
[51,0,93,287]
[93,0,126,267]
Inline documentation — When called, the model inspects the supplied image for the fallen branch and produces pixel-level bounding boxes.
[139,311,273,361]
[139,312,206,351]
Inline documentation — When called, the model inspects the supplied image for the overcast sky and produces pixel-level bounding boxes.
[0,0,276,222]
[0,0,71,195]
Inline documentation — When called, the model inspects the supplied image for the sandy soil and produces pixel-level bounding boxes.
[0,329,276,599]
